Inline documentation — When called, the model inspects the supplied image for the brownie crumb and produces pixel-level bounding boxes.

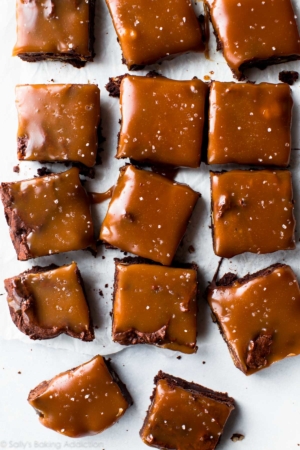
[105,75,127,97]
[188,245,195,253]
[102,256,106,259]
[13,165,20,173]
[279,70,299,85]
[36,167,53,177]
[105,284,109,288]
[202,361,206,364]
[176,356,182,360]
[231,433,245,442]
[95,325,99,329]
[18,371,21,375]
[99,290,104,297]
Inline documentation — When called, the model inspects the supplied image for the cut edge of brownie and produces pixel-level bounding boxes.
[103,358,133,407]
[16,0,96,68]
[4,264,95,341]
[112,257,199,350]
[206,262,287,374]
[139,371,235,446]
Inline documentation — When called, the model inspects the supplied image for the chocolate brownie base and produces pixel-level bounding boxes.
[112,257,199,346]
[4,265,94,341]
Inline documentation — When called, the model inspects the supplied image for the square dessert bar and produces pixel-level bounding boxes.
[4,262,94,341]
[16,84,101,169]
[105,0,204,69]
[13,0,95,68]
[118,75,208,168]
[207,264,300,375]
[207,82,293,167]
[100,165,200,265]
[0,167,96,261]
[210,170,295,258]
[205,0,300,79]
[113,258,198,354]
[28,355,133,437]
[140,371,234,449]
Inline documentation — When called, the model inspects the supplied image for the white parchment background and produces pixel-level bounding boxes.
[0,0,300,448]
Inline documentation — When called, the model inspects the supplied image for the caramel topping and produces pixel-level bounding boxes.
[13,0,92,58]
[105,0,203,68]
[208,82,293,166]
[211,170,295,258]
[100,165,199,265]
[118,75,208,168]
[5,263,92,339]
[89,187,114,205]
[28,355,131,438]
[206,0,300,78]
[1,167,96,260]
[113,262,198,354]
[141,378,233,449]
[16,84,100,168]
[207,265,300,374]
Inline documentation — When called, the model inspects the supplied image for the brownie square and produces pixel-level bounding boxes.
[100,165,200,265]
[16,84,101,169]
[117,75,208,168]
[0,168,96,261]
[113,258,198,354]
[28,355,133,437]
[207,263,300,374]
[205,0,300,79]
[4,262,94,341]
[207,82,293,167]
[13,0,95,68]
[105,0,204,69]
[210,170,295,258]
[140,371,234,449]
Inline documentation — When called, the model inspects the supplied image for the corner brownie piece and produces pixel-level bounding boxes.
[207,82,293,166]
[13,0,95,68]
[0,168,96,261]
[140,371,234,449]
[28,355,133,437]
[210,170,295,258]
[117,75,208,168]
[105,0,204,69]
[16,84,101,168]
[205,0,300,79]
[207,263,300,375]
[113,258,198,354]
[100,165,200,265]
[4,262,94,341]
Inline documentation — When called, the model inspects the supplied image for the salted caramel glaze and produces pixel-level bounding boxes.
[208,264,300,375]
[113,262,198,353]
[100,165,199,265]
[141,376,234,449]
[105,0,203,68]
[16,84,100,168]
[211,170,295,258]
[28,355,131,437]
[4,263,93,341]
[0,168,96,261]
[13,0,93,62]
[208,82,293,166]
[118,75,208,167]
[205,0,300,79]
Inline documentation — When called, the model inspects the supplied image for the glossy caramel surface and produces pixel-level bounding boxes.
[208,265,300,374]
[13,0,92,57]
[28,355,130,437]
[1,168,96,260]
[105,0,203,68]
[113,262,198,353]
[100,165,199,265]
[118,76,208,168]
[208,82,293,166]
[7,263,91,337]
[16,84,100,168]
[211,170,295,258]
[141,379,232,449]
[206,0,300,78]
